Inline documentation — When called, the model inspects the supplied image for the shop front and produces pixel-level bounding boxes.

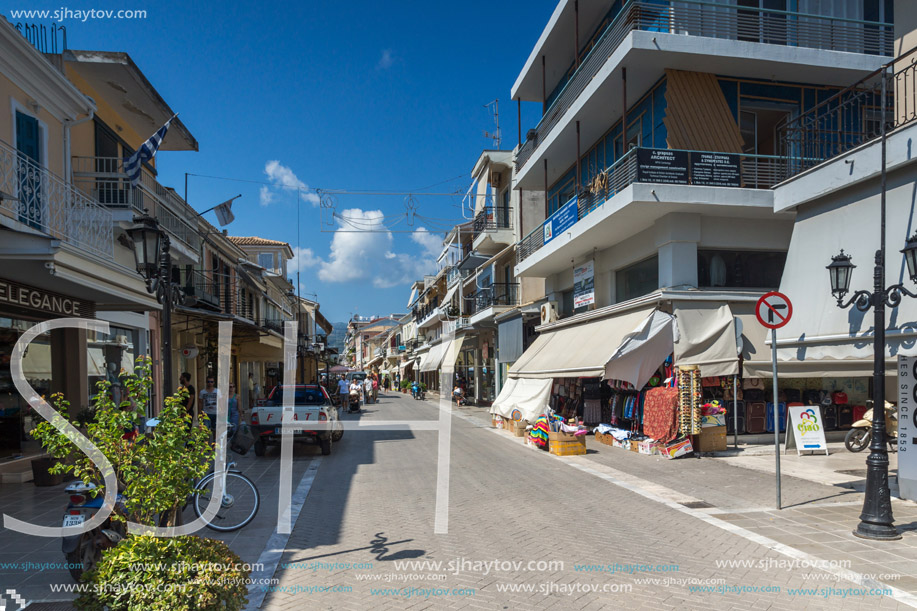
[491,294,763,457]
[0,278,96,458]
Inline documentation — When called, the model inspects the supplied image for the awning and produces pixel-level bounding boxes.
[605,310,676,389]
[490,377,552,422]
[407,287,418,308]
[673,303,739,377]
[400,359,416,374]
[238,334,284,362]
[458,253,489,271]
[366,355,383,368]
[509,306,664,380]
[419,342,445,372]
[442,283,459,307]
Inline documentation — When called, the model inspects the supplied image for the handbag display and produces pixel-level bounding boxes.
[726,400,746,436]
[853,405,868,422]
[784,389,801,403]
[746,402,767,434]
[832,391,849,405]
[743,378,764,390]
[743,388,765,403]
[837,405,854,429]
[822,404,838,431]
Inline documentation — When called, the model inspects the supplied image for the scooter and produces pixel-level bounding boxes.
[411,382,425,400]
[348,391,361,413]
[62,481,126,581]
[845,404,898,452]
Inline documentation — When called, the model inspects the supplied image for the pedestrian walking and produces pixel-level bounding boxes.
[180,372,195,420]
[337,375,349,406]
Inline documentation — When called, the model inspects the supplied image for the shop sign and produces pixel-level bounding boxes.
[0,278,94,318]
[785,405,829,455]
[898,356,917,502]
[573,260,595,308]
[689,152,741,187]
[636,149,689,184]
[543,196,578,245]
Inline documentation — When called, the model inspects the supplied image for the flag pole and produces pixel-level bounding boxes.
[195,194,242,217]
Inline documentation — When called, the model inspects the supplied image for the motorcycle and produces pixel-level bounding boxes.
[348,391,361,413]
[62,481,126,581]
[845,404,898,452]
[411,382,425,400]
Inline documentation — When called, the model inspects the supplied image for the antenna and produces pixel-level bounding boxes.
[483,99,501,149]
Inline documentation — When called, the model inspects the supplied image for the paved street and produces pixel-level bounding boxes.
[256,390,917,610]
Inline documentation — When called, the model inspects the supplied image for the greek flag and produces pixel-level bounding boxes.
[124,115,175,187]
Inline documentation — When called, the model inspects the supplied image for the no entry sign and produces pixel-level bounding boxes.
[756,291,792,330]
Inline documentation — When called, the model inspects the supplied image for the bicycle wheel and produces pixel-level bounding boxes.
[193,471,260,532]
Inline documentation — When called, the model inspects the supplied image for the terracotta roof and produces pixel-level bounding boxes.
[227,236,290,247]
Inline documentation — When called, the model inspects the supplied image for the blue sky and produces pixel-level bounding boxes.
[8,1,557,322]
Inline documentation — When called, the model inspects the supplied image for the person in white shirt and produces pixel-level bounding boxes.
[349,380,363,406]
[337,376,349,404]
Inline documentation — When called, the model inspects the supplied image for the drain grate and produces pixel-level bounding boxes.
[680,500,714,509]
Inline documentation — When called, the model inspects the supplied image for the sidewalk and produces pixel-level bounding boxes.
[452,402,917,606]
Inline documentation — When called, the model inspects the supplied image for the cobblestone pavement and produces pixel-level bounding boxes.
[261,393,916,610]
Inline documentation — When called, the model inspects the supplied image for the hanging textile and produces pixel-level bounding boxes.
[643,387,680,442]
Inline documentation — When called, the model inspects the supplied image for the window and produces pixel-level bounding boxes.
[697,250,786,288]
[258,253,274,271]
[615,256,659,303]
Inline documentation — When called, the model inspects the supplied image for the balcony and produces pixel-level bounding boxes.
[260,318,285,334]
[469,283,520,326]
[412,297,441,328]
[471,206,514,255]
[181,270,258,321]
[0,139,113,260]
[72,156,201,257]
[517,146,786,267]
[446,266,472,287]
[516,0,893,173]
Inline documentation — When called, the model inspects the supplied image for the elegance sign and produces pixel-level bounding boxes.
[0,278,93,318]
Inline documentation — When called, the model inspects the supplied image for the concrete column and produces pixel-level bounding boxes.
[655,213,701,289]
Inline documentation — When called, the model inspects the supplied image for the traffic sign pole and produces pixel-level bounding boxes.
[771,327,781,510]
[756,291,792,511]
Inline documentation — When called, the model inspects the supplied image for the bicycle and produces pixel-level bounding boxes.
[192,459,260,532]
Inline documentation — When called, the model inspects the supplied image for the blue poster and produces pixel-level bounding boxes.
[543,196,578,245]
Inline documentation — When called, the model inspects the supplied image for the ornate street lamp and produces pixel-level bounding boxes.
[126,211,184,395]
[825,68,910,541]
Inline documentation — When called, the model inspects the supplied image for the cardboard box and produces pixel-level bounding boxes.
[695,425,727,452]
[512,420,527,437]
[638,440,656,455]
[660,438,693,459]
[701,413,726,428]
[548,431,587,456]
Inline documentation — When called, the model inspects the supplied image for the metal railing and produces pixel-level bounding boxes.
[516,0,893,171]
[447,266,472,287]
[0,139,113,259]
[72,156,201,253]
[517,147,787,265]
[777,46,917,178]
[261,318,284,333]
[474,283,520,311]
[472,206,513,238]
[182,270,221,310]
[412,297,440,323]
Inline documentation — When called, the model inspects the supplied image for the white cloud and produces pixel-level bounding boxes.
[315,209,438,288]
[377,49,394,69]
[289,246,322,273]
[259,160,321,207]
[411,227,443,258]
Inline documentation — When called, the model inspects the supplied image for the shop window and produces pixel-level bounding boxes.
[697,250,787,288]
[615,256,659,303]
[0,318,53,457]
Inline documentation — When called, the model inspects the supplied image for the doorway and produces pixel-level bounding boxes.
[15,111,42,230]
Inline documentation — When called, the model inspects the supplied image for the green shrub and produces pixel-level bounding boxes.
[76,534,249,611]
[400,379,411,390]
[420,382,427,392]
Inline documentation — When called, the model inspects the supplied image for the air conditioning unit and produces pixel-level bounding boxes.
[540,302,558,325]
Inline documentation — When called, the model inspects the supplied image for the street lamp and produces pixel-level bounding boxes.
[825,68,911,541]
[126,211,184,395]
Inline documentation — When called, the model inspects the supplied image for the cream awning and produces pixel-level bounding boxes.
[419,342,445,372]
[509,306,662,380]
[673,302,739,377]
[490,377,552,423]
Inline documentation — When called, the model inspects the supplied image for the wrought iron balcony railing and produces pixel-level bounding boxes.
[72,156,201,254]
[474,283,520,311]
[517,0,893,171]
[0,139,113,260]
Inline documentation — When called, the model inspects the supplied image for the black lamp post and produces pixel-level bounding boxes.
[127,212,184,396]
[826,69,917,540]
